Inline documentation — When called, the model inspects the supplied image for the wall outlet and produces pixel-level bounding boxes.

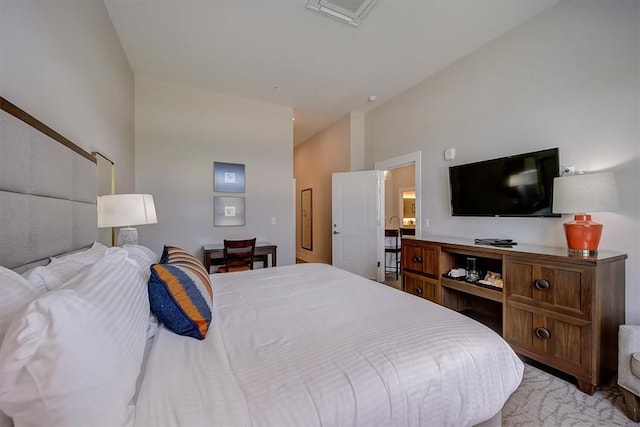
[562,165,575,175]
[423,218,430,228]
[271,217,277,225]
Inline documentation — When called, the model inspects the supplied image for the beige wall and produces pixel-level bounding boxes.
[366,0,640,323]
[294,115,351,263]
[0,0,135,192]
[135,77,295,264]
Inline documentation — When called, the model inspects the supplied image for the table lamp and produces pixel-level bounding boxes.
[97,194,158,246]
[552,171,619,256]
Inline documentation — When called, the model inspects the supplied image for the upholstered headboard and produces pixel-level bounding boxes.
[0,97,97,270]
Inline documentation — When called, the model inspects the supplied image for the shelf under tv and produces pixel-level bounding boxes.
[440,276,502,303]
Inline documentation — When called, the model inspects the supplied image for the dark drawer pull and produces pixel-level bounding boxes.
[534,279,550,290]
[414,287,423,296]
[413,256,422,263]
[535,327,550,340]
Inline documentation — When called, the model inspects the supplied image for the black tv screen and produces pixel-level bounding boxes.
[449,148,560,217]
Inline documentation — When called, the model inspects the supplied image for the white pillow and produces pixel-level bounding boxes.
[0,250,150,426]
[58,249,150,392]
[0,267,42,344]
[24,242,109,291]
[0,267,41,427]
[119,245,159,276]
[123,244,159,265]
[0,291,132,426]
[49,241,109,264]
[23,261,84,292]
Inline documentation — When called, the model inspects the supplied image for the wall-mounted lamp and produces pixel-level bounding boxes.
[552,172,619,256]
[97,194,158,246]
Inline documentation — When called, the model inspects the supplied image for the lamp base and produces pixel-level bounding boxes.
[116,227,138,246]
[567,248,598,257]
[563,214,602,256]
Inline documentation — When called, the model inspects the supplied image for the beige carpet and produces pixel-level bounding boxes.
[503,363,637,426]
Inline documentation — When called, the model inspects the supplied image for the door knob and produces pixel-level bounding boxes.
[333,231,340,234]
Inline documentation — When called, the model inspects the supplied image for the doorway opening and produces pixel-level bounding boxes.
[374,151,422,236]
[375,151,422,287]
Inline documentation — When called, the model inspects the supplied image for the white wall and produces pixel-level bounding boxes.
[0,0,134,192]
[350,112,365,171]
[366,0,640,323]
[135,77,295,264]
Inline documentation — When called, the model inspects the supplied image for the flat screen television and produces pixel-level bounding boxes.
[449,148,560,217]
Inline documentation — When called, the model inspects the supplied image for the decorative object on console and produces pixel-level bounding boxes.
[97,194,158,246]
[552,171,620,256]
[466,257,479,283]
[447,268,466,278]
[478,271,503,289]
[475,238,517,248]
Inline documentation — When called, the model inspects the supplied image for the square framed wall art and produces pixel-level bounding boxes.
[214,196,245,226]
[214,162,245,193]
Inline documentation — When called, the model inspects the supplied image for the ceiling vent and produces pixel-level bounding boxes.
[306,0,380,27]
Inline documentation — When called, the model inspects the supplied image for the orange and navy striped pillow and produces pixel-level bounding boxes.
[161,245,210,282]
[148,246,213,340]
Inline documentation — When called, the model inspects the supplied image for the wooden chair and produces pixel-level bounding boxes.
[217,238,256,273]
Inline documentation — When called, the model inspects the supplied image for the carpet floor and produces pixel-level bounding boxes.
[503,363,637,426]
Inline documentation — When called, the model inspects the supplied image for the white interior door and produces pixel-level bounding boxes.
[332,170,384,281]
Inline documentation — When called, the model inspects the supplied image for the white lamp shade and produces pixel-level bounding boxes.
[552,172,620,214]
[97,194,158,228]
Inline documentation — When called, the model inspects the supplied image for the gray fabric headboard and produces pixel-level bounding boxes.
[0,97,97,269]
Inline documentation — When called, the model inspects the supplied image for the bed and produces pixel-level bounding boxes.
[136,263,523,427]
[0,98,523,427]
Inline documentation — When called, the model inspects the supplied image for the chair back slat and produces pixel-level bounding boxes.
[219,238,256,272]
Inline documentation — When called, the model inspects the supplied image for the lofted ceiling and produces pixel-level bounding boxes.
[104,0,559,145]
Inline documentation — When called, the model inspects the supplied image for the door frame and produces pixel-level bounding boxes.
[374,151,422,239]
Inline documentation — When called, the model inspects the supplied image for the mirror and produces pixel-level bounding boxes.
[301,188,313,250]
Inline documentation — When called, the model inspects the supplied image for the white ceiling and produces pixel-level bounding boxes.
[104,0,559,145]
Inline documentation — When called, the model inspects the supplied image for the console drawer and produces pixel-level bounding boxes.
[402,240,439,279]
[505,257,592,319]
[505,302,592,377]
[403,272,439,304]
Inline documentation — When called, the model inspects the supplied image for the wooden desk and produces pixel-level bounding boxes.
[203,241,277,273]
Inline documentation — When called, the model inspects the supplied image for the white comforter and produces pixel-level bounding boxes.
[134,263,523,427]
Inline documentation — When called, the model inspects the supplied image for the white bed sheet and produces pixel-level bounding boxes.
[134,263,523,427]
